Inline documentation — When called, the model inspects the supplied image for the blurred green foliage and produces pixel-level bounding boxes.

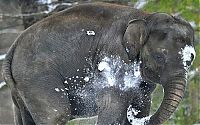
[132,0,199,28]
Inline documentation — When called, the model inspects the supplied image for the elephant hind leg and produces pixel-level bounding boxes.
[12,90,36,125]
[13,105,23,125]
[12,72,72,125]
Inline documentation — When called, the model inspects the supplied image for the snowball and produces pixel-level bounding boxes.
[86,31,95,36]
[98,62,110,71]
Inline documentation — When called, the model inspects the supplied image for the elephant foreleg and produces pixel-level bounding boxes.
[96,87,131,125]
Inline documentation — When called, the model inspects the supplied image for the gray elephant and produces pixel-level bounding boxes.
[2,2,195,125]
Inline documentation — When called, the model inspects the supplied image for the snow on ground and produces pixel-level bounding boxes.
[134,0,148,9]
[127,105,151,125]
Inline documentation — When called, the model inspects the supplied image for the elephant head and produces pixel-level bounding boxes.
[123,13,196,125]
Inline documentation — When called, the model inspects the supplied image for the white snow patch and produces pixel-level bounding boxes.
[127,105,150,125]
[98,61,115,86]
[0,54,6,60]
[84,77,90,82]
[86,31,95,36]
[55,88,60,92]
[134,0,148,9]
[0,81,6,89]
[98,62,110,71]
[125,47,130,53]
[94,56,142,90]
[64,80,68,84]
[123,62,142,89]
[179,45,196,69]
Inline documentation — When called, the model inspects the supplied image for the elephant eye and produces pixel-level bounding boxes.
[158,32,167,41]
[176,37,185,43]
[151,30,167,41]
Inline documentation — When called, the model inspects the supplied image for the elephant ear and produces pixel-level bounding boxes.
[123,19,148,61]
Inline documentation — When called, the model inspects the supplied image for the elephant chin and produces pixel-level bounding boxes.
[147,76,186,125]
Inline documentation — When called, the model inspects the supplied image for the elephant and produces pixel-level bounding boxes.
[2,2,196,125]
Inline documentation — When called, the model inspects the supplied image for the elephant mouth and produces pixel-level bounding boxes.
[141,66,161,84]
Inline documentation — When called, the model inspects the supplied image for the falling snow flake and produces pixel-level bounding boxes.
[84,77,90,82]
[55,88,60,92]
[53,109,58,112]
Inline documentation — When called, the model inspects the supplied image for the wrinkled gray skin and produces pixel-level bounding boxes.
[2,2,195,125]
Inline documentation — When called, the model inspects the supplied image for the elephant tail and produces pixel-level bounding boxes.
[2,38,19,89]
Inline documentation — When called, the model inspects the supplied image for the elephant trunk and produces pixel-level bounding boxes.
[148,76,186,125]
